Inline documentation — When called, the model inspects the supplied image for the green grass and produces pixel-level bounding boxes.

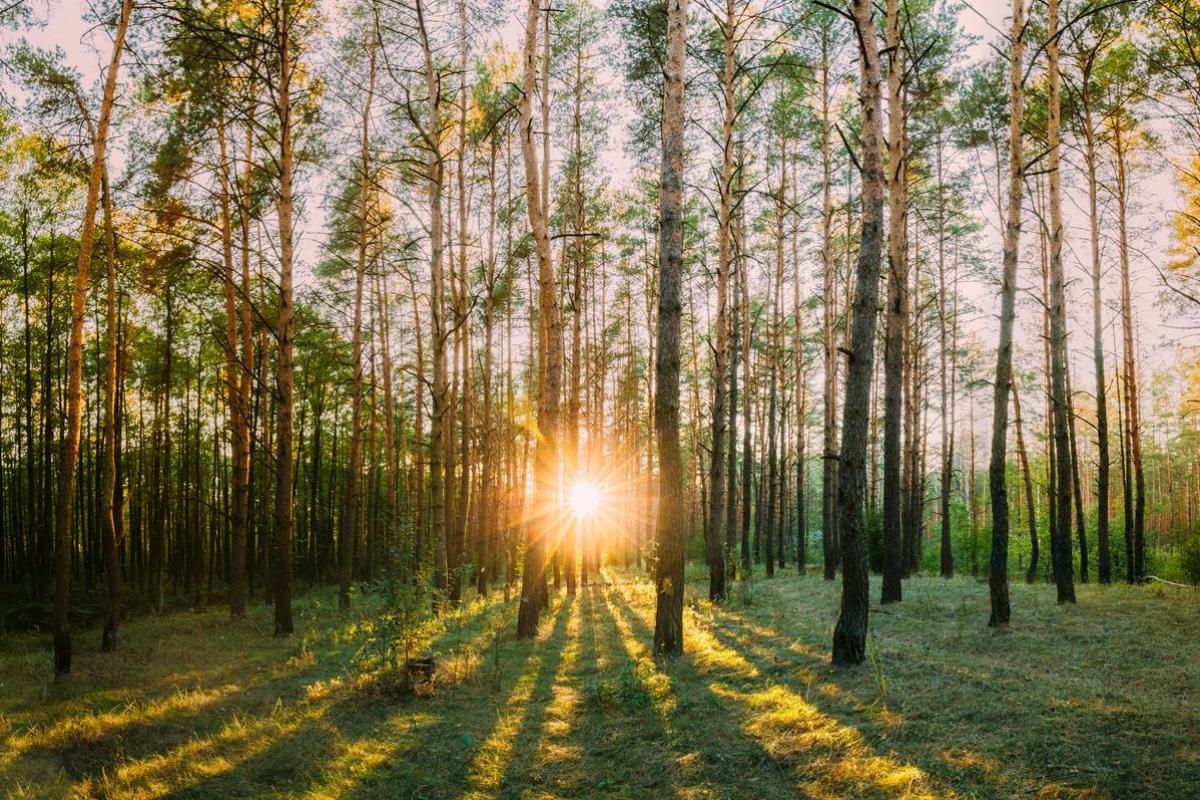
[1,569,1198,799]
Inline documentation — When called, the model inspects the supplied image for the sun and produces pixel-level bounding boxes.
[568,480,602,519]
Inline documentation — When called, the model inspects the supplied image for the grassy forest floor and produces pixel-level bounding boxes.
[1,567,1198,800]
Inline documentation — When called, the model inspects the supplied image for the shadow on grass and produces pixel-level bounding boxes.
[603,576,947,799]
[710,573,1200,799]
[3,594,512,798]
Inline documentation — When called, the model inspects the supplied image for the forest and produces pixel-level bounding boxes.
[1,0,1200,795]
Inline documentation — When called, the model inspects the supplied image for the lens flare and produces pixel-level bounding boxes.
[568,480,602,518]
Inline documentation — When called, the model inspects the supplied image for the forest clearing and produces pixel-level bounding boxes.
[4,569,1198,799]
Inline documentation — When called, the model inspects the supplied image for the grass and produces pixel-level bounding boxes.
[1,568,1198,799]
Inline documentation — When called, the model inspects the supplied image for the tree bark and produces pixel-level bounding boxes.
[55,0,132,674]
[1046,0,1077,604]
[986,0,1025,626]
[1081,72,1111,584]
[100,169,121,652]
[1114,121,1145,582]
[881,0,906,604]
[819,27,839,581]
[517,0,562,638]
[652,0,687,658]
[340,36,377,611]
[832,0,884,667]
[272,0,299,635]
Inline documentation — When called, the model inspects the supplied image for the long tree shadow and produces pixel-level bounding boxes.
[270,596,578,800]
[157,596,526,799]
[794,575,1200,798]
[591,578,845,799]
[486,595,576,797]
[604,577,949,799]
[24,594,514,798]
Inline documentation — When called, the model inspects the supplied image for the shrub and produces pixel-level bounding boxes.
[1181,536,1200,586]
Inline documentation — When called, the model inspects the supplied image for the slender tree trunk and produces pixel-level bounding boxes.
[54,0,132,674]
[1046,0,1077,604]
[652,0,687,658]
[100,169,121,652]
[706,0,737,602]
[1114,124,1145,582]
[340,38,377,610]
[738,168,753,573]
[272,0,299,635]
[936,132,953,578]
[1082,84,1111,584]
[517,0,562,638]
[416,0,449,600]
[765,140,786,580]
[880,0,906,605]
[832,0,884,667]
[986,0,1025,626]
[819,29,839,581]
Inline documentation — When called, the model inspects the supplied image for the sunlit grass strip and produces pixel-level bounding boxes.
[613,570,943,799]
[0,683,238,773]
[89,705,311,798]
[599,579,677,729]
[459,599,566,800]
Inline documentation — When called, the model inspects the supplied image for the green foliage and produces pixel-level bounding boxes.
[586,656,663,711]
[352,575,437,694]
[1176,536,1200,585]
[865,509,884,573]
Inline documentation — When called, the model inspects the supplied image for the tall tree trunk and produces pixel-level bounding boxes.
[450,0,473,605]
[881,0,906,604]
[765,141,786,580]
[819,27,839,581]
[832,0,884,667]
[706,0,737,601]
[1046,0,1077,604]
[738,161,753,573]
[228,104,256,617]
[416,0,449,600]
[652,0,687,658]
[272,0,299,635]
[792,155,806,571]
[340,37,377,610]
[1114,122,1145,582]
[936,131,953,578]
[986,0,1025,626]
[100,169,121,652]
[1082,79,1111,584]
[517,0,562,638]
[54,0,132,674]
[477,148,498,596]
